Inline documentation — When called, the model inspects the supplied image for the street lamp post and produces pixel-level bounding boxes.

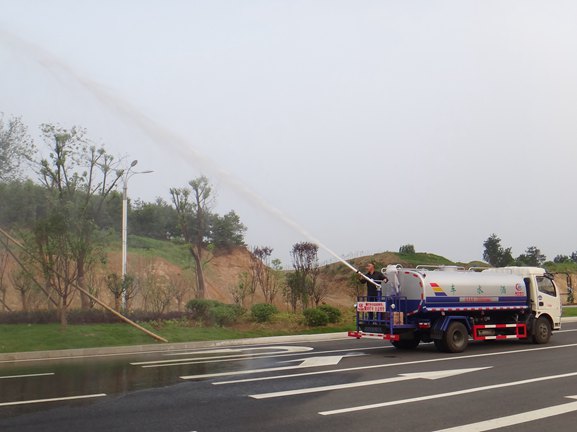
[121,160,153,310]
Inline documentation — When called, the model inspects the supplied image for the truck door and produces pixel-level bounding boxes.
[534,275,562,328]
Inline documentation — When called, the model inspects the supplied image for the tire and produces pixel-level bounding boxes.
[391,334,421,350]
[443,321,469,353]
[433,339,447,353]
[532,316,551,344]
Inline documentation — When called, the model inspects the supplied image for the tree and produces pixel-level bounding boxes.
[131,197,179,240]
[571,251,577,264]
[210,211,246,249]
[170,176,214,299]
[516,246,546,266]
[0,113,35,182]
[482,234,514,267]
[289,242,321,310]
[399,244,415,254]
[250,246,280,304]
[30,124,123,324]
[554,255,572,264]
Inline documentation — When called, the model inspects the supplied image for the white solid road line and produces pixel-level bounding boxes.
[132,346,313,365]
[250,367,491,399]
[432,396,577,431]
[319,370,577,416]
[215,342,577,385]
[0,393,107,407]
[180,355,351,380]
[0,372,54,380]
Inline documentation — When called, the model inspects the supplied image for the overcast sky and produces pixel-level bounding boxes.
[1,0,576,267]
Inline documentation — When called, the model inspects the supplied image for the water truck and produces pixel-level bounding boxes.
[349,265,562,353]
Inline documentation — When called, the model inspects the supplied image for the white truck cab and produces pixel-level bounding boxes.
[483,266,562,331]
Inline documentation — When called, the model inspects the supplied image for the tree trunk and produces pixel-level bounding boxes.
[59,297,68,328]
[190,247,205,299]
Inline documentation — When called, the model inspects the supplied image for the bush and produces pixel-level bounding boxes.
[185,299,223,320]
[318,305,341,323]
[185,299,243,326]
[303,308,329,327]
[251,303,278,323]
[208,304,244,327]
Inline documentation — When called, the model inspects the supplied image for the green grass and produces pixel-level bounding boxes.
[107,235,192,268]
[0,319,354,354]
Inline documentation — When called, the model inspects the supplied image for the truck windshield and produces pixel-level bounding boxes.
[536,276,557,297]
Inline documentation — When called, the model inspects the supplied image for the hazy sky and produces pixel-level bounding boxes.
[1,0,576,267]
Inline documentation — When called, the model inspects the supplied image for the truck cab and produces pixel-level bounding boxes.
[483,266,562,339]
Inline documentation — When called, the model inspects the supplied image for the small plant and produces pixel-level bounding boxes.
[303,308,329,327]
[208,304,244,327]
[318,305,341,323]
[251,303,278,323]
[185,299,223,320]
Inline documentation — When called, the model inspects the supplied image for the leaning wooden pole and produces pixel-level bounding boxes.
[0,227,168,343]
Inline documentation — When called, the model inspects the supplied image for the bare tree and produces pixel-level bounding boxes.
[139,260,170,317]
[229,271,251,308]
[168,272,190,312]
[251,246,280,304]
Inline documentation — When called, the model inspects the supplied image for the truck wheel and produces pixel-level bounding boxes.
[443,321,469,353]
[532,317,551,344]
[391,334,421,350]
[433,339,447,352]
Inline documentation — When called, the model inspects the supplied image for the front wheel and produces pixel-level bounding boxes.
[532,316,551,344]
[443,321,469,353]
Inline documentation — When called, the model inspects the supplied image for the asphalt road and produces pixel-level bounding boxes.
[1,323,577,432]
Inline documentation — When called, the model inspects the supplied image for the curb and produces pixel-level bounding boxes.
[0,332,350,363]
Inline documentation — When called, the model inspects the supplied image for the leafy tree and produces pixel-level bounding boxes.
[516,246,546,266]
[482,234,514,267]
[554,255,572,264]
[399,244,415,254]
[289,242,322,309]
[30,124,123,324]
[210,210,246,249]
[170,176,214,299]
[571,251,577,264]
[130,197,179,240]
[0,113,35,181]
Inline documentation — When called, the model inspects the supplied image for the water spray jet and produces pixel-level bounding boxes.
[0,29,378,284]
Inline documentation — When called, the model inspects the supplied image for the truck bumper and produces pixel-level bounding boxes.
[348,330,400,341]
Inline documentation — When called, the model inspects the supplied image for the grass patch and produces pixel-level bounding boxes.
[0,318,354,354]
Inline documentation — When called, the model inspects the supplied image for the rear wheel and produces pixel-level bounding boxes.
[532,316,551,344]
[443,321,469,353]
[433,339,447,352]
[391,333,421,350]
